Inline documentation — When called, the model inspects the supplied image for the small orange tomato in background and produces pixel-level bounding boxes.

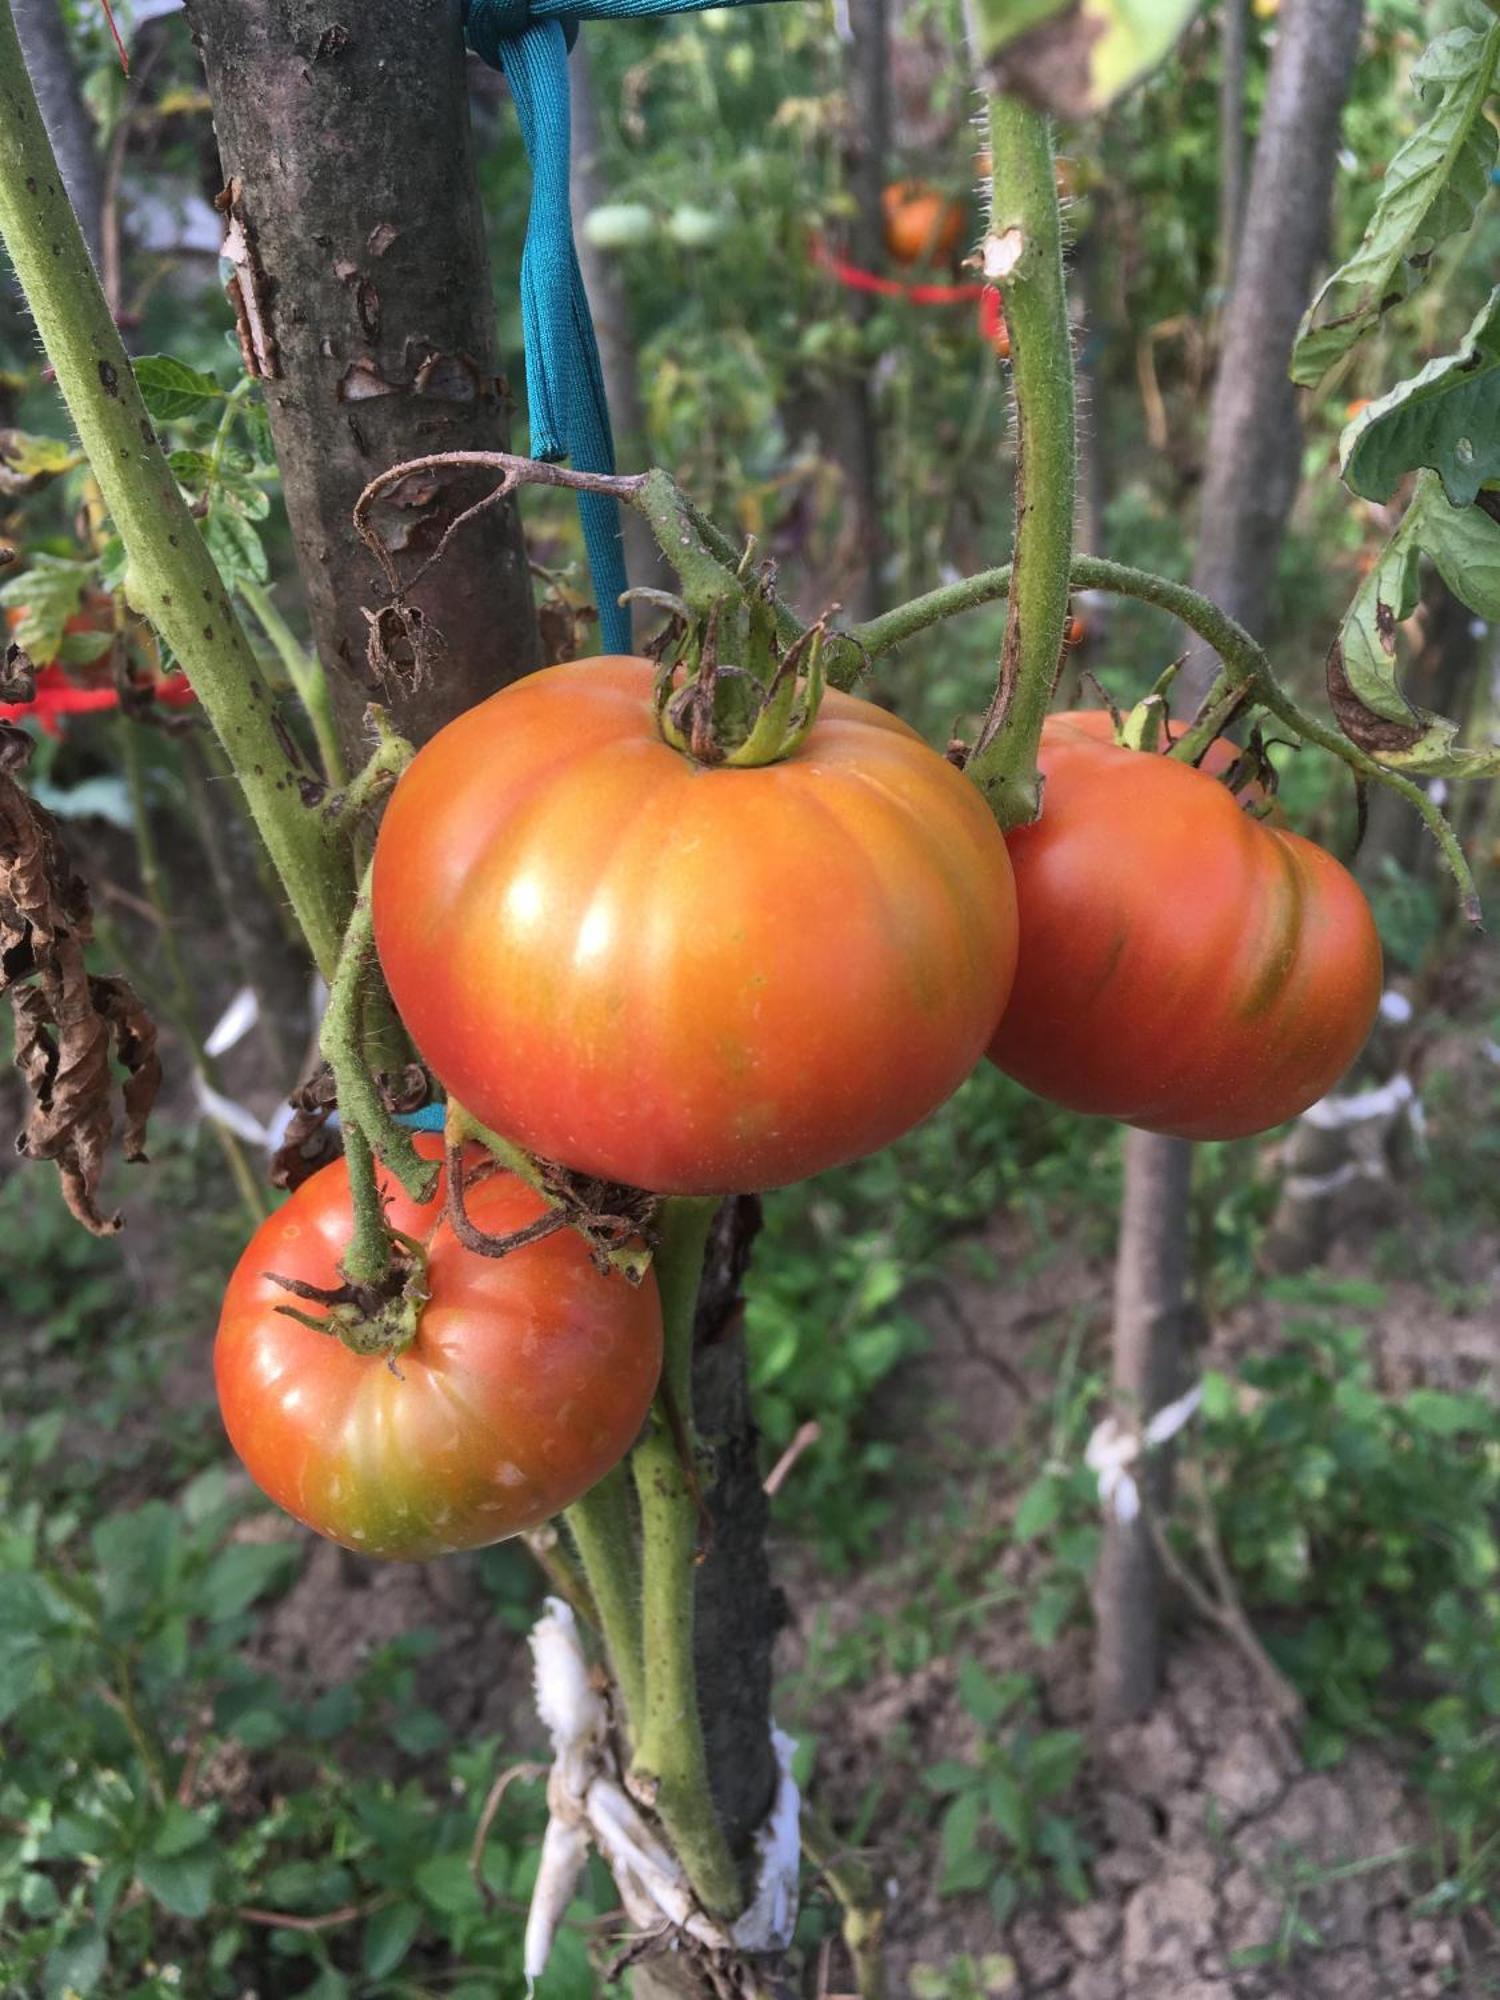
[883,180,965,266]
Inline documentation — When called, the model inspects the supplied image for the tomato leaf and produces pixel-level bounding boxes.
[1292,23,1500,385]
[198,1540,299,1623]
[132,353,227,422]
[0,428,83,497]
[1328,471,1500,775]
[965,0,1204,117]
[1342,288,1500,508]
[0,553,92,665]
[204,504,268,590]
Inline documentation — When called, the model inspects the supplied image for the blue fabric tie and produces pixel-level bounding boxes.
[463,0,786,655]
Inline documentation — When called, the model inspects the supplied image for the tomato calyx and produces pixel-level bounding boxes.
[652,589,831,769]
[265,1229,430,1365]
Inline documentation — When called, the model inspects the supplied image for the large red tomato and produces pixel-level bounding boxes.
[215,1139,662,1558]
[988,712,1382,1140]
[372,658,1018,1195]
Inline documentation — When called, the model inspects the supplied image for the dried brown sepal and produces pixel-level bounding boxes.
[269,1062,339,1191]
[1,747,159,1232]
[2,643,36,705]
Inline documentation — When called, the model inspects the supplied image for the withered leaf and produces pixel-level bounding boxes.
[1,753,161,1232]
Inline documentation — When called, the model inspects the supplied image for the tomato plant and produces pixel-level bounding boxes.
[988,713,1383,1140]
[215,1139,663,1559]
[882,180,964,266]
[372,656,1018,1195]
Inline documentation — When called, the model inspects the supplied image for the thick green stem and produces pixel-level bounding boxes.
[239,578,347,791]
[0,1,352,980]
[564,1466,646,1746]
[321,862,436,1205]
[629,1195,741,1921]
[962,97,1076,828]
[855,553,1481,915]
[338,1123,391,1289]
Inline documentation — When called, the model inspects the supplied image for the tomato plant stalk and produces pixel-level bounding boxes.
[961,95,1076,828]
[0,0,353,983]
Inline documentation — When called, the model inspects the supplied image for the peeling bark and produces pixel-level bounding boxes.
[184,0,541,755]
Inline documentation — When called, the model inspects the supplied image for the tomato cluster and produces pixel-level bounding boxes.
[220,658,1381,1558]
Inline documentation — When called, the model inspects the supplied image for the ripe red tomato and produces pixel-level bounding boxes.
[988,712,1382,1139]
[372,658,1018,1195]
[883,181,964,265]
[215,1139,662,1558]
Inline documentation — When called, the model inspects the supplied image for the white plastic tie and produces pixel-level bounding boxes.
[204,985,259,1057]
[1085,1383,1203,1526]
[1300,1072,1415,1130]
[521,1598,800,1990]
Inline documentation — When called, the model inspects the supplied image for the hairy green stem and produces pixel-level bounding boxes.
[239,578,347,790]
[339,1123,391,1289]
[855,552,1481,915]
[0,1,352,980]
[321,861,436,1208]
[962,96,1076,827]
[629,1195,741,1920]
[564,1466,646,1746]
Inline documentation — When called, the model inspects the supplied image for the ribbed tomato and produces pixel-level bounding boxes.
[988,712,1382,1139]
[372,658,1018,1195]
[215,1140,662,1558]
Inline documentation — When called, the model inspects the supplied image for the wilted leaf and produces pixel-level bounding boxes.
[0,429,83,498]
[0,554,92,666]
[1292,23,1500,384]
[965,0,1204,117]
[1328,471,1500,776]
[1342,288,1500,507]
[1,733,161,1231]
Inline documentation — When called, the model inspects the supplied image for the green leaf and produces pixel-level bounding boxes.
[199,1541,299,1623]
[0,554,91,665]
[361,1898,423,1980]
[1343,290,1500,508]
[924,1758,979,1795]
[1329,472,1500,775]
[414,1851,483,1916]
[54,628,115,667]
[966,0,1204,117]
[940,1789,986,1887]
[133,354,226,421]
[1292,24,1500,383]
[1404,1388,1486,1437]
[44,1928,107,2000]
[151,1803,215,1859]
[957,1658,1028,1727]
[985,1771,1030,1847]
[1013,1473,1063,1540]
[204,503,268,589]
[137,1844,217,1919]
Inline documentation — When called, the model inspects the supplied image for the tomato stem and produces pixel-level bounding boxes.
[0,0,353,982]
[564,1466,646,1746]
[321,863,438,1207]
[628,1194,743,1920]
[854,551,1482,920]
[960,94,1076,829]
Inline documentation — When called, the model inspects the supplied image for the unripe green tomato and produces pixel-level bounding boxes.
[667,204,729,249]
[581,203,655,251]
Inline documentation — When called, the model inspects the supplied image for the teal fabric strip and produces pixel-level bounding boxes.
[463,0,788,656]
